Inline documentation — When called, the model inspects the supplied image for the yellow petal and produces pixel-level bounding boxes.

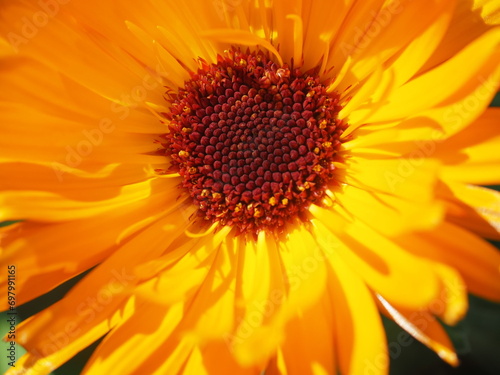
[233,228,326,367]
[200,29,283,66]
[440,180,500,240]
[342,157,440,203]
[384,0,455,87]
[329,253,388,375]
[0,177,180,222]
[334,0,456,91]
[351,27,500,123]
[421,0,500,72]
[324,220,441,309]
[335,183,443,236]
[439,108,500,184]
[83,301,186,374]
[432,263,468,325]
[396,222,500,301]
[0,191,179,307]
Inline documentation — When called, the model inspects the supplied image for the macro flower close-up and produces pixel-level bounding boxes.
[1,0,500,374]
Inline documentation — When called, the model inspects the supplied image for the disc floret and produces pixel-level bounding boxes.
[163,48,347,236]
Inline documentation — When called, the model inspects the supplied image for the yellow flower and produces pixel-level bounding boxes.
[1,0,500,374]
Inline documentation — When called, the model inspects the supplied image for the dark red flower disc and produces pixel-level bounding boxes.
[162,48,347,236]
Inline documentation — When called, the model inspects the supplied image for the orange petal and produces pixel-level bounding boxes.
[376,295,459,367]
[333,0,456,92]
[232,227,326,367]
[265,284,335,375]
[181,342,262,375]
[421,0,500,72]
[395,222,500,302]
[439,180,500,240]
[0,185,186,308]
[350,27,500,124]
[317,219,441,310]
[82,299,187,375]
[9,210,195,373]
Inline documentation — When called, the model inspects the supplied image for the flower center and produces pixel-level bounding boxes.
[162,48,346,236]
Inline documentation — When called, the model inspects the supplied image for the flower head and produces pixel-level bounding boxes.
[1,0,500,374]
